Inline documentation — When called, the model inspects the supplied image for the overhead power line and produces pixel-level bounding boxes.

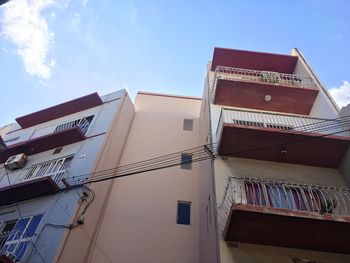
[55,115,350,190]
[2,115,349,197]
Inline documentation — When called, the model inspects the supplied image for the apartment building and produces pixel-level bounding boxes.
[200,47,350,263]
[1,47,349,263]
[0,90,134,263]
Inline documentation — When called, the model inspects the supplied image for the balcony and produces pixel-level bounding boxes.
[213,66,319,115]
[216,108,350,168]
[218,177,350,253]
[0,117,90,164]
[0,157,71,205]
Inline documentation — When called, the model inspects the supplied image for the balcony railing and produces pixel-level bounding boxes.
[218,176,350,233]
[0,156,71,189]
[30,117,90,140]
[3,117,90,147]
[214,66,318,92]
[0,230,33,263]
[216,108,350,140]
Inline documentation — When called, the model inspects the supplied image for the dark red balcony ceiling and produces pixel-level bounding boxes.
[0,126,85,164]
[211,47,298,73]
[214,79,319,115]
[224,204,350,254]
[16,92,103,129]
[218,124,350,168]
[0,176,60,206]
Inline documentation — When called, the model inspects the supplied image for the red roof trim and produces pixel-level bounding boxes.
[211,47,298,73]
[16,92,103,129]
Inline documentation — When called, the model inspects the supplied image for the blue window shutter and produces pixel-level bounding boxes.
[25,215,43,237]
[177,202,191,225]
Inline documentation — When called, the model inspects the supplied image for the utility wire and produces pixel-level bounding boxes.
[52,115,350,188]
[59,124,350,189]
[2,116,350,197]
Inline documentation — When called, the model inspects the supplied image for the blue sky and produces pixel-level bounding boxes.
[0,0,349,127]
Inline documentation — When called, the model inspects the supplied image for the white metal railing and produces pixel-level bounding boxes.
[214,66,318,95]
[30,117,90,140]
[217,176,350,233]
[0,156,72,189]
[216,108,350,140]
[0,229,33,262]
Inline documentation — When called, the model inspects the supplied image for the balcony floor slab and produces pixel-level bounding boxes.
[0,176,59,206]
[218,124,350,168]
[214,79,319,115]
[224,203,350,254]
[0,127,85,164]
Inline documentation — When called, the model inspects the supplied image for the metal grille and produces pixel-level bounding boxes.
[217,177,350,233]
[0,156,72,189]
[216,108,350,138]
[30,116,92,140]
[214,66,318,91]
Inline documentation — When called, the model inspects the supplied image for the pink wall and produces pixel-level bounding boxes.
[89,92,204,263]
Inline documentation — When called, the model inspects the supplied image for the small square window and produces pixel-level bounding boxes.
[177,201,191,225]
[183,119,194,131]
[181,153,192,170]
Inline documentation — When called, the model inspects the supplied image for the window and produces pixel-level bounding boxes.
[181,153,193,170]
[177,201,191,225]
[183,119,194,131]
[0,215,43,262]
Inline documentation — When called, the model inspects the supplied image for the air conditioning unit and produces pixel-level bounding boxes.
[4,153,28,171]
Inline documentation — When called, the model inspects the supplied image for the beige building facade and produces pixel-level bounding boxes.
[55,92,206,263]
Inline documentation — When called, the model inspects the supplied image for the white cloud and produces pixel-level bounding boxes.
[67,13,81,33]
[329,81,350,108]
[82,0,88,6]
[1,0,56,79]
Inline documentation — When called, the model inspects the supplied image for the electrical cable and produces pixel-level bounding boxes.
[1,116,349,201]
[59,122,350,188]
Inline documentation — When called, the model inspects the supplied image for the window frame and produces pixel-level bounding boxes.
[177,201,191,225]
[180,153,193,170]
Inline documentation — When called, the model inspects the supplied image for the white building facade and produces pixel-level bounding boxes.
[0,90,134,263]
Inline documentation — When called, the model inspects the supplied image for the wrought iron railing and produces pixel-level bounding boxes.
[216,108,350,139]
[0,156,72,189]
[30,117,90,140]
[2,117,91,147]
[217,177,350,233]
[214,66,318,93]
[0,229,33,262]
